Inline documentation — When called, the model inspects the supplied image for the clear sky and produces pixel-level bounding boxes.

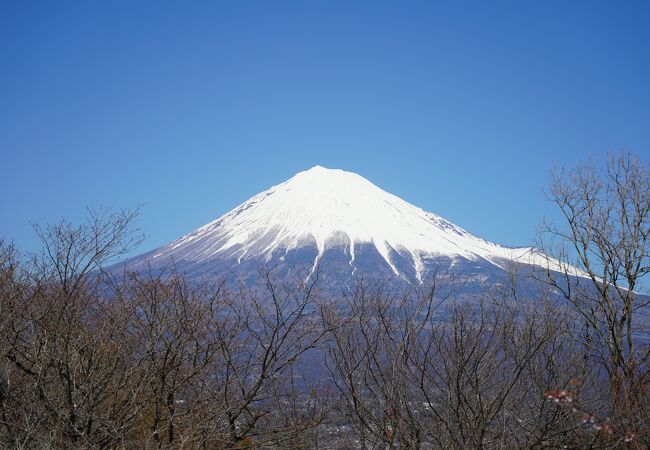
[1,1,649,257]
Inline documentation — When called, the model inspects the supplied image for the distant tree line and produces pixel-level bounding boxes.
[0,152,647,449]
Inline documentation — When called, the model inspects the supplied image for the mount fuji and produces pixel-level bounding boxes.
[117,166,556,293]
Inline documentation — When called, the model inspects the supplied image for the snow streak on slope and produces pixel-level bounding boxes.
[148,166,557,281]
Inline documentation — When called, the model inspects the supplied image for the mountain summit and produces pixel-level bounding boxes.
[120,166,552,288]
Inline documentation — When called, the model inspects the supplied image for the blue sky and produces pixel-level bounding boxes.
[1,1,649,257]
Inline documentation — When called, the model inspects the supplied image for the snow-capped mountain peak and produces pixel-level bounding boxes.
[145,165,551,282]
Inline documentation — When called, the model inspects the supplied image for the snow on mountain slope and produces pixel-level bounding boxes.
[143,165,555,282]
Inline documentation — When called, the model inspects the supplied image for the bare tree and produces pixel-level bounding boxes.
[196,269,334,448]
[539,151,650,443]
[322,280,443,448]
[0,209,148,448]
[0,213,335,449]
[322,272,603,449]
